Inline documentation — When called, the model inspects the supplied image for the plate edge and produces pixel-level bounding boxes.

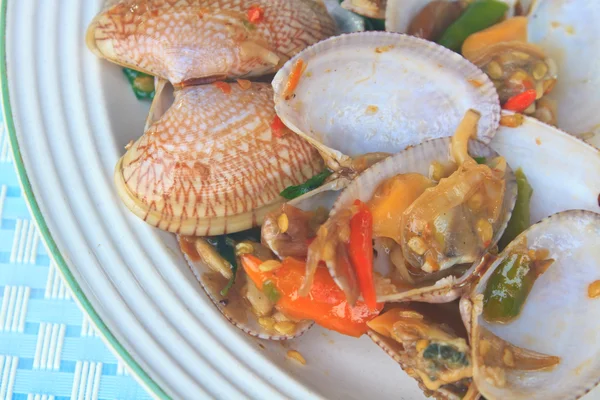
[0,1,169,399]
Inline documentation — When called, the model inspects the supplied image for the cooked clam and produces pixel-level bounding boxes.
[305,111,517,303]
[86,0,337,85]
[463,35,558,122]
[464,210,600,400]
[178,233,314,340]
[114,82,324,236]
[368,303,478,400]
[272,32,501,171]
[385,0,600,141]
[261,178,344,260]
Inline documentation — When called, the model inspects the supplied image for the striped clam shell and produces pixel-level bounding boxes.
[114,82,324,236]
[86,0,337,84]
[330,137,517,303]
[272,32,501,170]
[467,210,600,400]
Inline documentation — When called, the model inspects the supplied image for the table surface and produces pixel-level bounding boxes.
[0,114,152,399]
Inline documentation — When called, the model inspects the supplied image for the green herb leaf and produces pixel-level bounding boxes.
[474,156,487,164]
[123,68,155,100]
[263,280,281,303]
[280,169,333,200]
[423,343,469,368]
[364,17,386,31]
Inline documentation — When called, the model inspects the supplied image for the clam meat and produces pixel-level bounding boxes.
[300,110,517,304]
[464,210,600,400]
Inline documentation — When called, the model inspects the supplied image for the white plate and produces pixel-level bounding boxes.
[0,2,427,399]
[2,2,600,400]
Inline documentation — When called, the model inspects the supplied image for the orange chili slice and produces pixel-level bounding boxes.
[270,115,287,138]
[282,59,305,100]
[247,5,264,23]
[241,255,383,337]
[213,81,231,94]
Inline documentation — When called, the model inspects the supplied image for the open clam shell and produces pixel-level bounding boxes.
[367,302,476,400]
[384,0,599,141]
[272,32,500,170]
[527,0,600,142]
[86,0,337,84]
[178,235,314,340]
[491,112,600,221]
[114,82,324,236]
[466,210,600,400]
[330,137,517,303]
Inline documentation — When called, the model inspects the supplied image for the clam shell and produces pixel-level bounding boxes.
[468,210,600,400]
[86,0,337,84]
[367,302,473,400]
[491,113,600,222]
[178,236,314,340]
[114,82,324,236]
[330,137,517,303]
[272,32,500,170]
[322,0,366,33]
[528,0,600,143]
[368,331,444,399]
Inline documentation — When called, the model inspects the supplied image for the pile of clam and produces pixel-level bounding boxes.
[87,0,600,399]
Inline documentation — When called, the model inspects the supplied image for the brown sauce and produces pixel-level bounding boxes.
[202,272,248,324]
[180,236,201,262]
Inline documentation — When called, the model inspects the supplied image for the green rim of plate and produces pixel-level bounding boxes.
[0,1,169,398]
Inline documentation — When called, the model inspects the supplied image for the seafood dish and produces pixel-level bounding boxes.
[86,0,600,398]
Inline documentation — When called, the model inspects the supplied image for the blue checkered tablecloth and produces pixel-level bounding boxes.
[0,115,152,399]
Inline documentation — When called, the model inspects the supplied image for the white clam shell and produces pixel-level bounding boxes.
[330,137,517,302]
[469,210,600,400]
[273,32,500,169]
[491,113,600,222]
[528,0,600,143]
[178,235,314,340]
